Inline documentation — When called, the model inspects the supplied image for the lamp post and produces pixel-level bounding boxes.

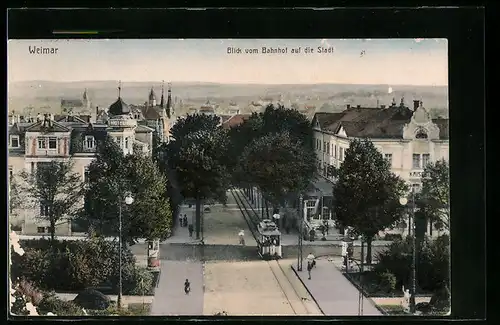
[118,192,134,310]
[297,194,304,271]
[399,188,416,314]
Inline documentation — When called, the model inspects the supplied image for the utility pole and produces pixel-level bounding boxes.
[358,236,365,316]
[297,194,304,271]
[410,188,417,313]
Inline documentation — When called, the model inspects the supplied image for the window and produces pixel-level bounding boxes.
[326,143,330,155]
[10,135,20,148]
[37,227,46,234]
[412,183,422,192]
[412,154,421,169]
[48,137,57,149]
[84,136,95,149]
[116,137,122,147]
[9,166,13,180]
[422,154,430,167]
[31,162,35,173]
[416,130,428,139]
[385,153,393,166]
[306,200,316,207]
[37,138,46,149]
[125,137,129,149]
[323,141,326,152]
[40,200,50,217]
[334,145,337,158]
[339,147,344,161]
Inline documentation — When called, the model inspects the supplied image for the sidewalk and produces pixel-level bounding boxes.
[150,261,204,315]
[290,259,383,316]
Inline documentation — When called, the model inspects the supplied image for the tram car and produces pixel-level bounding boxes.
[257,219,282,260]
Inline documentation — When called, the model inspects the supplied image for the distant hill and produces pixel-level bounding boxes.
[7,80,448,116]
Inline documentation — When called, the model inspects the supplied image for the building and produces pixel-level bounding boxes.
[308,98,449,236]
[220,114,251,129]
[8,83,160,235]
[60,89,92,115]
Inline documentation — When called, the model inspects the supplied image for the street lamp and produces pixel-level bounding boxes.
[399,188,417,314]
[297,194,304,271]
[118,191,134,310]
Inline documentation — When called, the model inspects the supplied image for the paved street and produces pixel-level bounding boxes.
[291,258,382,316]
[203,260,296,316]
[150,261,204,315]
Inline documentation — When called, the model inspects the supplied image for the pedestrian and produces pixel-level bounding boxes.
[307,260,313,279]
[238,229,245,245]
[188,224,194,237]
[183,214,188,227]
[324,219,329,235]
[184,279,191,294]
[307,252,316,268]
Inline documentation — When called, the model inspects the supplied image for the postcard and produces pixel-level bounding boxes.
[8,38,450,317]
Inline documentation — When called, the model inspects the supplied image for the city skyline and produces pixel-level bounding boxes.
[8,39,448,86]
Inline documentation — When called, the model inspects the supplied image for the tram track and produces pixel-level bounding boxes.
[229,188,260,245]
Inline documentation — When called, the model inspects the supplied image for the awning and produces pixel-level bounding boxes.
[305,178,334,197]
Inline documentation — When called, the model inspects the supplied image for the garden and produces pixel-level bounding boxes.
[344,235,450,315]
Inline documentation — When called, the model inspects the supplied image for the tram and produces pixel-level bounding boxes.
[257,219,282,260]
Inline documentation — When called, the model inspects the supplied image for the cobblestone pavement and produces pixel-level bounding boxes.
[150,261,204,316]
[203,260,296,316]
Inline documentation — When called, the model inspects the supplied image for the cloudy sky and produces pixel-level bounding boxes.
[7,38,448,86]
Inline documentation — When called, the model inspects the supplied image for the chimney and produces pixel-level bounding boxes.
[346,104,350,109]
[413,100,420,110]
[381,104,386,109]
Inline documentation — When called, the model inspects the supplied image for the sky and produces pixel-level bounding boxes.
[7,39,448,86]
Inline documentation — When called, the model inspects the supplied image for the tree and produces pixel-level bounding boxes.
[81,136,173,245]
[9,176,23,218]
[261,104,314,147]
[165,114,231,239]
[239,131,317,217]
[229,105,317,211]
[334,138,408,264]
[17,160,84,241]
[418,159,450,231]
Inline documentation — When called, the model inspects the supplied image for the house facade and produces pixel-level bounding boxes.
[309,99,449,236]
[8,86,163,235]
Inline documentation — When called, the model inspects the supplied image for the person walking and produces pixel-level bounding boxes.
[183,214,188,227]
[306,252,316,279]
[188,224,194,237]
[238,229,245,246]
[184,279,191,295]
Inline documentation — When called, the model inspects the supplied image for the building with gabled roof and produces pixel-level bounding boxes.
[8,82,159,236]
[307,98,449,236]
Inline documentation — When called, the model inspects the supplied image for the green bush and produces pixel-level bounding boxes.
[377,271,397,293]
[375,235,450,292]
[73,288,111,310]
[128,267,154,295]
[383,233,403,241]
[12,238,137,293]
[37,293,85,316]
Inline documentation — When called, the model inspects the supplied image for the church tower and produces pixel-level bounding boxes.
[83,88,91,109]
[148,87,157,107]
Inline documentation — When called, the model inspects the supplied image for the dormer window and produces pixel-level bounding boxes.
[84,136,96,149]
[10,135,20,148]
[416,130,428,139]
